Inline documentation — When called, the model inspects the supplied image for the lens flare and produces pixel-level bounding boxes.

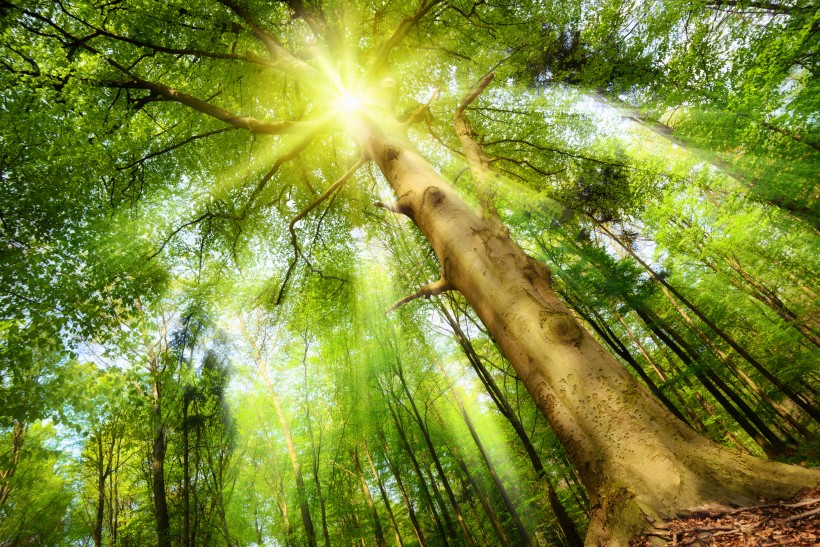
[338,89,364,114]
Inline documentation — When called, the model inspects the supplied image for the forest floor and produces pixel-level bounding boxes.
[630,487,819,546]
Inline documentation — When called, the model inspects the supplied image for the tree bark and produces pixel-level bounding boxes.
[356,111,819,545]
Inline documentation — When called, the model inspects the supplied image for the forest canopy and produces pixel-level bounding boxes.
[1,1,818,545]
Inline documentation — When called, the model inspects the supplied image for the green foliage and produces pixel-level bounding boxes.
[0,0,817,545]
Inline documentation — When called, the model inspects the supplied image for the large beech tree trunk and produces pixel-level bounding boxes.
[356,112,819,545]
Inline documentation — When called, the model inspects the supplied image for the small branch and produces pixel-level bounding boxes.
[147,211,213,261]
[276,158,364,305]
[373,201,412,217]
[387,278,452,313]
[403,88,440,126]
[289,156,365,232]
[369,0,444,72]
[241,120,332,215]
[117,127,235,170]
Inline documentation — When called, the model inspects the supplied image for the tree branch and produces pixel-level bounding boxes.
[117,128,236,170]
[387,278,452,313]
[218,0,320,83]
[369,0,444,72]
[103,79,312,135]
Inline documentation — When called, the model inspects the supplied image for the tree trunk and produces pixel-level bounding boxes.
[443,371,532,547]
[613,311,710,435]
[357,112,819,545]
[363,441,404,547]
[93,434,106,547]
[438,302,585,546]
[600,222,820,424]
[304,354,331,547]
[182,395,191,547]
[384,399,451,545]
[0,420,25,508]
[447,442,511,547]
[394,361,476,547]
[353,446,387,547]
[632,304,782,454]
[380,430,428,547]
[151,379,171,547]
[241,319,317,547]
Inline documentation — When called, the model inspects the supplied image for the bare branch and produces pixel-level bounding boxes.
[387,278,452,313]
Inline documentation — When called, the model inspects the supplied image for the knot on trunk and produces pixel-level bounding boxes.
[384,146,401,163]
[423,186,445,208]
[540,310,581,346]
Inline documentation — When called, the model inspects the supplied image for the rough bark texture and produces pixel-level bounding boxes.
[357,112,820,546]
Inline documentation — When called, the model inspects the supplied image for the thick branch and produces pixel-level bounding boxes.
[104,79,310,134]
[218,0,320,82]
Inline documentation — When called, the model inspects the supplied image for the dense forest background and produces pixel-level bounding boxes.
[1,0,818,545]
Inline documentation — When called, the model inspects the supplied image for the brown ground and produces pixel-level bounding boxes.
[630,487,819,546]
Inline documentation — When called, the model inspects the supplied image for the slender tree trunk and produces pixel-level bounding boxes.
[394,363,476,547]
[182,395,191,547]
[93,434,106,547]
[241,319,317,547]
[613,311,710,435]
[632,304,780,454]
[600,223,820,424]
[564,292,691,426]
[357,111,818,545]
[442,370,531,547]
[303,354,331,547]
[447,442,511,547]
[363,441,404,547]
[655,279,812,441]
[353,446,387,547]
[0,420,25,508]
[438,302,585,546]
[151,376,171,547]
[384,400,450,545]
[380,431,428,547]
